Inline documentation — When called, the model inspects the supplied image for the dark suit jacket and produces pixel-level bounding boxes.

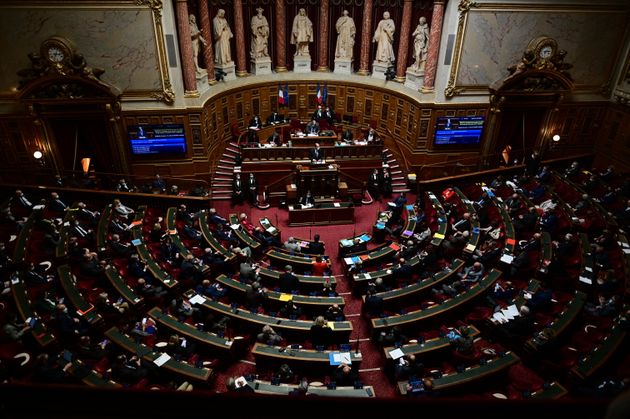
[309,147,325,161]
[306,121,320,134]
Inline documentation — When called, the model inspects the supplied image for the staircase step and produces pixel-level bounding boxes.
[219,158,235,164]
[214,171,233,177]
[216,164,234,171]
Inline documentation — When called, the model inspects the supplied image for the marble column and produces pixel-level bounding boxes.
[357,0,374,76]
[233,0,248,76]
[317,0,330,71]
[198,0,216,84]
[175,0,197,93]
[275,0,287,72]
[422,0,445,92]
[394,0,413,82]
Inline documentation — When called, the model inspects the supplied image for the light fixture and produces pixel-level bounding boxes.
[33,150,43,159]
[552,134,561,142]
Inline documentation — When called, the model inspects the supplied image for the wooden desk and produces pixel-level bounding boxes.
[398,351,520,393]
[246,379,375,397]
[105,327,213,382]
[383,325,480,360]
[288,202,354,226]
[252,342,362,370]
[11,279,56,347]
[427,192,447,246]
[241,144,382,162]
[104,267,144,307]
[57,264,102,325]
[258,267,336,290]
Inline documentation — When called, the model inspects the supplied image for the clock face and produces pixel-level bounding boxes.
[47,46,65,63]
[539,45,553,59]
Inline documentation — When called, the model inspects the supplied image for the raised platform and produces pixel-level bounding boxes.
[288,202,354,226]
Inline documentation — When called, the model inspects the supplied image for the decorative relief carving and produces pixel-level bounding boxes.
[135,0,163,19]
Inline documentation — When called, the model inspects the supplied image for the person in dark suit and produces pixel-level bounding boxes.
[75,202,100,225]
[299,190,315,207]
[381,168,393,197]
[365,127,380,143]
[152,174,167,193]
[368,169,381,200]
[208,208,228,226]
[267,129,282,146]
[247,173,258,206]
[232,173,245,203]
[279,265,299,293]
[309,143,325,162]
[325,106,335,124]
[248,114,263,129]
[48,192,68,213]
[267,111,284,125]
[524,150,541,176]
[391,258,414,282]
[312,105,325,120]
[305,118,320,135]
[308,234,325,255]
[70,220,93,241]
[341,129,353,143]
[310,316,332,348]
[109,234,133,258]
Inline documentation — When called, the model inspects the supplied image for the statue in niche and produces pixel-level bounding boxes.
[291,8,313,57]
[335,10,356,60]
[189,14,207,75]
[410,16,430,71]
[250,7,270,59]
[213,9,233,65]
[373,11,396,65]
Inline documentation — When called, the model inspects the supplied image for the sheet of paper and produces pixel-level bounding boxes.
[500,254,514,264]
[433,233,445,239]
[278,293,293,302]
[230,224,240,230]
[389,348,405,360]
[333,202,341,207]
[579,276,592,284]
[189,294,206,305]
[153,353,171,367]
[465,244,476,252]
[506,304,519,317]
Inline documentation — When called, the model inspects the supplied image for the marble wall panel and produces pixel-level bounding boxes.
[0,5,162,96]
[456,9,627,90]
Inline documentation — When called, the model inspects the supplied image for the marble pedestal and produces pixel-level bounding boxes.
[293,55,312,73]
[404,67,425,90]
[215,62,236,81]
[334,58,353,75]
[195,71,210,91]
[251,57,272,75]
[371,61,392,80]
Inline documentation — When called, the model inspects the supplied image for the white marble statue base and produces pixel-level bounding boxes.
[404,67,425,90]
[293,56,312,73]
[215,62,236,81]
[371,61,391,80]
[334,59,353,75]
[251,57,272,75]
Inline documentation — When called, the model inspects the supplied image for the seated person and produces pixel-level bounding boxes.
[257,324,283,345]
[305,118,320,135]
[267,129,282,146]
[341,129,353,144]
[308,234,325,255]
[299,190,315,207]
[365,127,380,143]
[309,143,325,162]
[248,114,263,129]
[311,256,330,276]
[152,174,167,193]
[310,316,332,348]
[266,111,285,125]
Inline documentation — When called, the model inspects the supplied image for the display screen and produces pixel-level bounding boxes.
[434,116,484,146]
[128,124,187,155]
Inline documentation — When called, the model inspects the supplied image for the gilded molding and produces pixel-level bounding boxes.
[444,0,478,98]
[151,80,175,104]
[135,0,162,19]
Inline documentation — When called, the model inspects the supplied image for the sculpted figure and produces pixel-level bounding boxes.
[291,8,314,57]
[335,10,356,59]
[411,17,430,71]
[189,14,207,75]
[373,11,396,64]
[213,9,233,65]
[250,7,270,58]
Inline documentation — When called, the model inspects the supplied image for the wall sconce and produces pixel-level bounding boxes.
[552,134,561,142]
[33,150,43,159]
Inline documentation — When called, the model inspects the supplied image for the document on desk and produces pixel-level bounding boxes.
[230,224,241,230]
[329,352,352,365]
[333,202,341,207]
[189,294,206,305]
[500,254,514,264]
[153,353,171,367]
[389,348,405,360]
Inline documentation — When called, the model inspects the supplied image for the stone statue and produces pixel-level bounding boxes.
[373,11,396,65]
[335,10,356,59]
[250,7,269,59]
[213,9,233,65]
[189,14,207,75]
[291,8,313,57]
[411,16,430,71]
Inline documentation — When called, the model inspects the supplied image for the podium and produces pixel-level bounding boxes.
[296,163,339,198]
